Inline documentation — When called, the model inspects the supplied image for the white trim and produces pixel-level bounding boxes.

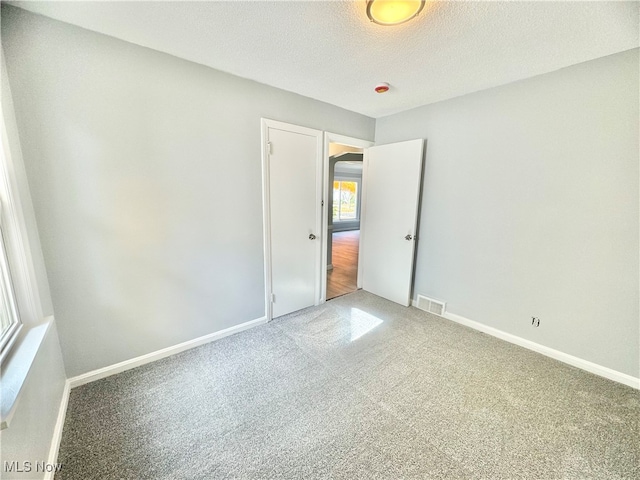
[0,98,44,328]
[46,315,267,472]
[358,149,370,290]
[411,300,640,390]
[45,379,70,480]
[260,119,273,323]
[68,316,267,388]
[321,134,330,301]
[0,211,23,358]
[0,318,52,429]
[324,133,375,150]
[313,125,324,308]
[322,133,374,300]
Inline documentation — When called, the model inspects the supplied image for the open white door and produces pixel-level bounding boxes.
[360,139,424,306]
[262,119,322,319]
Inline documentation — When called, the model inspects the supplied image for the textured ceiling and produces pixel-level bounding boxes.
[6,1,639,118]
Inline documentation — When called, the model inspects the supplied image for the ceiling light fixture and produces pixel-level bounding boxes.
[366,0,426,26]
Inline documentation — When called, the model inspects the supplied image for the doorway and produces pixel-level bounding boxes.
[326,145,363,299]
[320,133,373,303]
[262,124,423,320]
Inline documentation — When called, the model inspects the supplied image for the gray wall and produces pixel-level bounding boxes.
[1,6,375,377]
[1,52,66,478]
[376,49,639,377]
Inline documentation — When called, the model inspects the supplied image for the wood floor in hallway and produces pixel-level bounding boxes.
[327,230,359,300]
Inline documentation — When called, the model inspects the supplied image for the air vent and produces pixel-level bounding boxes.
[415,295,446,316]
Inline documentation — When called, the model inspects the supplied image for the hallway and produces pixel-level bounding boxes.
[327,230,359,300]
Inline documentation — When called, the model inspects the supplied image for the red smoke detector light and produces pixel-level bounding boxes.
[375,83,390,93]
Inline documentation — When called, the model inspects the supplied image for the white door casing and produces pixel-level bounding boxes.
[261,119,322,320]
[321,133,375,301]
[360,139,424,306]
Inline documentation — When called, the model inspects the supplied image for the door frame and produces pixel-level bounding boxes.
[261,119,324,322]
[321,133,374,302]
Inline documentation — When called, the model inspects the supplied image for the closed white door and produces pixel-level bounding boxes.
[263,120,322,318]
[360,139,424,306]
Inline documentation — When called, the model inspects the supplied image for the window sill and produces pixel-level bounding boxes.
[0,316,53,430]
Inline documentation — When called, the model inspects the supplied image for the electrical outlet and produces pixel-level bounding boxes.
[531,317,540,327]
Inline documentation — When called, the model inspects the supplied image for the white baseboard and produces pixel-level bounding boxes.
[45,379,70,480]
[46,316,267,476]
[411,300,639,390]
[68,316,267,388]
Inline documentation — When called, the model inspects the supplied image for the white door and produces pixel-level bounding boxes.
[360,139,424,306]
[263,120,322,319]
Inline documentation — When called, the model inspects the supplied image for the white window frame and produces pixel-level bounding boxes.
[0,96,50,430]
[0,201,22,360]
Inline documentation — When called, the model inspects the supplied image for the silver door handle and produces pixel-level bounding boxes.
[405,234,413,241]
[309,234,317,240]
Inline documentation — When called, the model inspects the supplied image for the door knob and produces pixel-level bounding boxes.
[309,234,317,240]
[405,234,413,241]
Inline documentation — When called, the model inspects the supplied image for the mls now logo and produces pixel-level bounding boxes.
[4,461,63,473]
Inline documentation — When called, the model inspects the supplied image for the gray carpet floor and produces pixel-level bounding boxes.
[56,290,639,479]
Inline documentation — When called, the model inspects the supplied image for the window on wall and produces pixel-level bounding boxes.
[333,180,358,222]
[0,205,20,356]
